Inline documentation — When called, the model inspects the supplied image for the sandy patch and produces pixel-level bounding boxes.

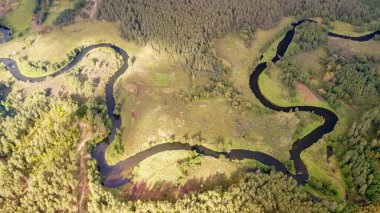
[295,82,317,101]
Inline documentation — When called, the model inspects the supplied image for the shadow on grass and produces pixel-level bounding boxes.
[121,171,244,201]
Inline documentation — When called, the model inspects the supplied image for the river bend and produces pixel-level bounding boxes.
[0,21,378,188]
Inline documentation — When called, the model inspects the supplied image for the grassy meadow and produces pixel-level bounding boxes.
[2,0,34,35]
[104,17,326,179]
[105,33,326,168]
[329,20,374,37]
[211,16,295,104]
[130,150,242,186]
[302,140,347,201]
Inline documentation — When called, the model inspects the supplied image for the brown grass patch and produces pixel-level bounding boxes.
[295,82,318,102]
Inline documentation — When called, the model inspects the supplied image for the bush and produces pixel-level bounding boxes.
[54,9,76,26]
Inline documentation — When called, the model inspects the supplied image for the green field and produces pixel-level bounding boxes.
[104,17,325,177]
[258,65,331,109]
[2,0,35,35]
[130,150,242,186]
[329,20,374,37]
[154,73,172,87]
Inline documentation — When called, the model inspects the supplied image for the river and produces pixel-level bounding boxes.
[0,20,379,188]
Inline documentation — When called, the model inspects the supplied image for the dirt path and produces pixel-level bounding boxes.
[295,82,318,101]
[77,122,93,213]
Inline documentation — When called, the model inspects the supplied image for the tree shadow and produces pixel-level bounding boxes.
[121,171,243,201]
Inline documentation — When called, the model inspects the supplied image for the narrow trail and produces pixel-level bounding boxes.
[0,22,379,194]
[77,122,93,213]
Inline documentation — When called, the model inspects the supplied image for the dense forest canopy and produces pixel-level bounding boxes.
[87,169,335,212]
[0,92,80,212]
[322,48,380,106]
[97,0,380,78]
[0,89,110,212]
[332,108,380,210]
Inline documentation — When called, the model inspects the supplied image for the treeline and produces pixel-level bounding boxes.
[321,48,380,106]
[330,108,380,211]
[87,164,338,212]
[97,0,285,79]
[96,0,379,78]
[291,0,380,25]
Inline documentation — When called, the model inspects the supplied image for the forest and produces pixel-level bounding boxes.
[321,48,380,106]
[0,92,80,212]
[87,166,337,212]
[174,80,254,111]
[0,90,109,212]
[331,108,380,211]
[96,0,379,78]
[0,92,336,212]
[0,0,380,212]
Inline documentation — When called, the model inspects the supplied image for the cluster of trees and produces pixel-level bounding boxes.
[33,0,53,24]
[87,163,337,212]
[331,108,380,207]
[96,0,379,79]
[267,22,328,88]
[66,67,97,96]
[308,176,338,198]
[290,22,328,54]
[54,9,76,26]
[321,48,380,106]
[276,38,380,109]
[0,80,11,98]
[0,92,80,212]
[177,153,202,183]
[275,59,313,89]
[291,0,380,25]
[0,86,112,212]
[106,128,124,159]
[17,47,82,76]
[175,81,254,111]
[54,0,87,26]
[0,79,13,116]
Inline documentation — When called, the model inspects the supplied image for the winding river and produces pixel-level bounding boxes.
[0,21,379,189]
